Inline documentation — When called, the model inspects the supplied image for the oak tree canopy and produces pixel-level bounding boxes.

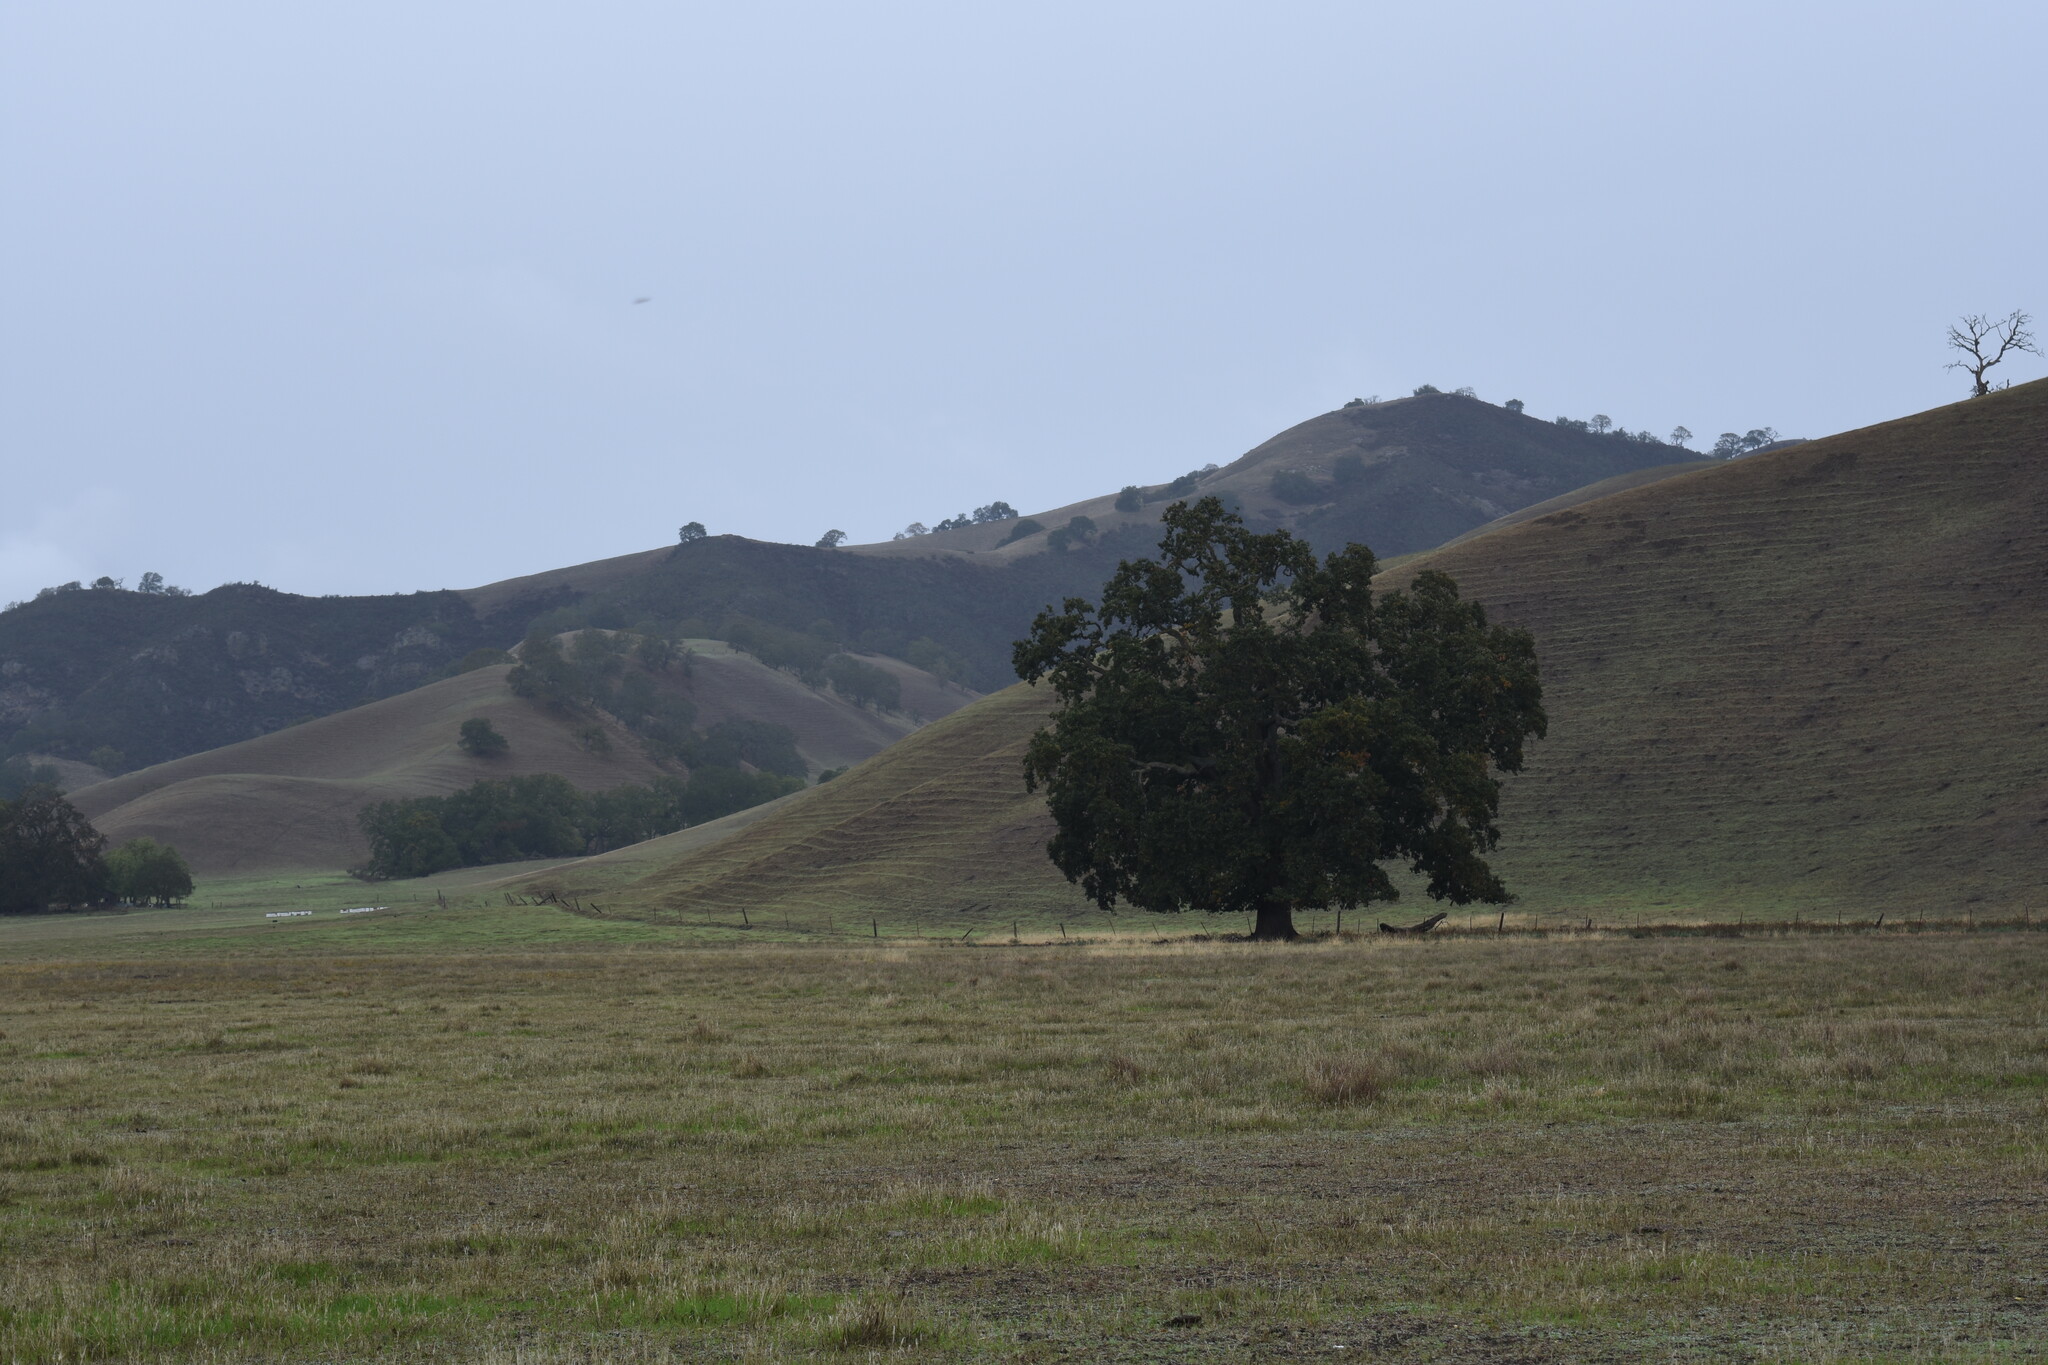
[1013,497,1546,940]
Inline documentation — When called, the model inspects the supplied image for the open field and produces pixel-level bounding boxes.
[3,929,2043,1362]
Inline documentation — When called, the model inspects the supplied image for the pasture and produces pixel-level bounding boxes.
[2,918,2044,1362]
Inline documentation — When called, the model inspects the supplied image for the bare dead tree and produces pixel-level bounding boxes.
[1945,309,2040,397]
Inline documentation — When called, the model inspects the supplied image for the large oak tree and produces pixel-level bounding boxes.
[1013,497,1545,940]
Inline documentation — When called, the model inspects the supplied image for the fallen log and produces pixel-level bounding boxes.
[1379,912,1448,935]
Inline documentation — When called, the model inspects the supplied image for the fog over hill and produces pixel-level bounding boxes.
[543,381,2048,926]
[2,394,1701,771]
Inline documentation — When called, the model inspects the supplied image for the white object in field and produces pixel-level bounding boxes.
[340,907,379,915]
[264,910,314,919]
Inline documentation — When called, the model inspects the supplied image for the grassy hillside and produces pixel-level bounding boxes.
[580,381,2048,926]
[71,645,970,877]
[6,395,1693,771]
[1436,459,1716,549]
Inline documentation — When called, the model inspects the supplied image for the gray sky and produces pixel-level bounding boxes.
[5,1,2043,604]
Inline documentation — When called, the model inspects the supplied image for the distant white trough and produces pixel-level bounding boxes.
[264,911,314,919]
[339,907,383,915]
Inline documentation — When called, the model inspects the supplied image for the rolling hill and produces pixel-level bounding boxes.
[842,391,1689,563]
[2,394,1698,772]
[71,644,972,877]
[558,380,2048,926]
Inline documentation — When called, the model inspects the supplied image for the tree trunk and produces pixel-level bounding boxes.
[1251,901,1297,941]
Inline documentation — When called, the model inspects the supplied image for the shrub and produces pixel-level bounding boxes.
[1114,486,1142,513]
[996,518,1045,547]
[1045,516,1097,553]
[825,655,901,711]
[1269,469,1325,504]
[1412,384,1442,396]
[457,718,509,758]
[1331,452,1367,488]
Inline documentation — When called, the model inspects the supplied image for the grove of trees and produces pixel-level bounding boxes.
[104,837,194,906]
[1013,496,1546,940]
[357,768,804,878]
[0,787,193,911]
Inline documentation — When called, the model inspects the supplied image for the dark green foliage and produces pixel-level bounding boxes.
[722,618,833,683]
[87,745,127,774]
[104,837,193,906]
[359,774,584,877]
[1115,486,1142,513]
[0,757,61,800]
[815,529,847,549]
[457,718,509,758]
[1331,453,1367,488]
[1504,399,1525,414]
[815,766,847,783]
[1413,384,1443,396]
[1269,469,1325,504]
[356,767,802,876]
[996,519,1045,547]
[678,522,707,543]
[903,637,968,685]
[1045,516,1099,554]
[826,655,900,711]
[575,724,613,755]
[1162,472,1201,500]
[688,719,805,778]
[0,582,503,769]
[0,787,110,912]
[672,767,804,825]
[1013,497,1546,940]
[506,638,591,712]
[634,633,682,673]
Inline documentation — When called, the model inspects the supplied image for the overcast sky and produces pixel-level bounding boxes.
[4,1,2043,604]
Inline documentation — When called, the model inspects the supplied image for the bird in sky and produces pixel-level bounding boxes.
[632,297,651,305]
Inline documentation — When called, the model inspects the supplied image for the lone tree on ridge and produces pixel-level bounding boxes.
[1013,496,1546,940]
[1946,310,2039,397]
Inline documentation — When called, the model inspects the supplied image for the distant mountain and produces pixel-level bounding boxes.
[843,391,1693,561]
[552,380,2048,925]
[0,392,1699,771]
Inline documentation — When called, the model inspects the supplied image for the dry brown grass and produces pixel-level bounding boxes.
[2,931,2043,1361]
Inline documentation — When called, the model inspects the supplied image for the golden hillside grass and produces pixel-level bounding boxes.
[0,932,2041,1362]
[583,382,2048,925]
